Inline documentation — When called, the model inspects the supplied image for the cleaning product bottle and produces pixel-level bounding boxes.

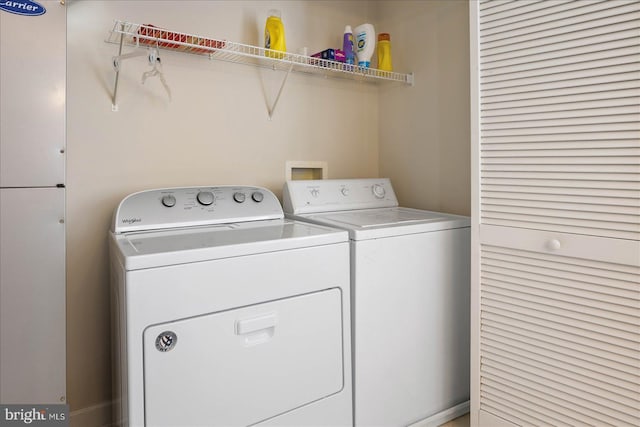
[354,23,375,68]
[264,9,286,59]
[343,25,355,65]
[377,33,392,71]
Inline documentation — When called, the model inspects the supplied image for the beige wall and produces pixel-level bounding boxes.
[378,0,470,216]
[65,1,469,425]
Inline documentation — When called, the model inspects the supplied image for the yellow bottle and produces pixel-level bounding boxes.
[265,9,286,59]
[377,33,392,72]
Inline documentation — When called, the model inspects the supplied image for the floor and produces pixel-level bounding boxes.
[439,412,470,427]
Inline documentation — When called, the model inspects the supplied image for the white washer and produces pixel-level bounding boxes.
[283,178,470,427]
[109,186,352,427]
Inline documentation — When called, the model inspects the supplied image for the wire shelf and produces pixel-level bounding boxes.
[106,20,414,85]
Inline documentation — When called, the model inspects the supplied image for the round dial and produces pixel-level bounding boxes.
[251,191,264,203]
[372,184,386,199]
[196,191,214,206]
[340,187,349,196]
[233,192,246,203]
[161,194,176,207]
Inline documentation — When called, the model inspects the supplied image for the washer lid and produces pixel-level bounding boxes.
[110,219,348,270]
[313,208,444,228]
[298,207,470,240]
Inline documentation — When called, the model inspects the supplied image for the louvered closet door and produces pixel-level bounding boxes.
[470,1,640,426]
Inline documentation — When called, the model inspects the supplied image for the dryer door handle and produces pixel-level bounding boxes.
[235,313,277,335]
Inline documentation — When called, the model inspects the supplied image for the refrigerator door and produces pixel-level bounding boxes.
[0,0,65,187]
[0,188,66,404]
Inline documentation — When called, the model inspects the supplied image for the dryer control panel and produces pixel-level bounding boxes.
[112,186,283,233]
[283,178,398,215]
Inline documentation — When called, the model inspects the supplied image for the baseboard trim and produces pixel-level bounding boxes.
[409,400,471,427]
[70,401,112,427]
[69,399,469,427]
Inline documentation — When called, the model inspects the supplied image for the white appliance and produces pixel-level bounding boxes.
[283,178,471,427]
[109,185,353,427]
[0,1,66,404]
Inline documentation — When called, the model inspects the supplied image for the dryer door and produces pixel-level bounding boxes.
[143,288,344,426]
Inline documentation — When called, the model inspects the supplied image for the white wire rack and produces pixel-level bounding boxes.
[106,20,413,113]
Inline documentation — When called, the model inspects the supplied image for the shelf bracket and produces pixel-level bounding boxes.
[266,61,294,119]
[111,22,126,111]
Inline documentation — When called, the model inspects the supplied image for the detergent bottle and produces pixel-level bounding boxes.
[343,25,355,65]
[354,23,375,68]
[377,33,392,71]
[265,9,286,59]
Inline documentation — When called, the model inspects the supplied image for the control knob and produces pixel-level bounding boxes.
[372,184,386,199]
[161,194,176,207]
[252,191,264,203]
[196,191,214,206]
[233,192,246,203]
[340,187,349,196]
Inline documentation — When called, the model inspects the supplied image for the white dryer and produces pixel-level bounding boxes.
[109,186,352,427]
[283,178,470,427]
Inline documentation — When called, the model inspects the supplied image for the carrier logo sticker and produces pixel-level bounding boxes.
[0,0,46,16]
[155,331,177,352]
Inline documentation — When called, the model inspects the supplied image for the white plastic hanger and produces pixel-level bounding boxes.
[141,48,172,101]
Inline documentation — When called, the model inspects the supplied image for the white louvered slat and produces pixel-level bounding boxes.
[482,259,640,300]
[482,354,639,422]
[481,245,640,278]
[474,1,640,425]
[481,382,596,426]
[480,0,576,21]
[482,205,638,226]
[481,299,639,371]
[481,41,639,72]
[482,339,639,393]
[482,122,639,137]
[482,82,639,106]
[482,47,639,81]
[481,396,547,427]
[483,154,639,164]
[480,0,610,29]
[481,3,640,45]
[482,75,640,99]
[478,244,640,426]
[481,177,640,190]
[483,105,640,123]
[481,171,635,181]
[482,297,638,352]
[483,193,637,209]
[481,140,640,149]
[482,23,640,60]
[483,199,638,216]
[482,109,639,128]
[482,185,639,200]
[482,96,640,116]
[482,377,628,426]
[482,147,640,156]
[481,362,639,425]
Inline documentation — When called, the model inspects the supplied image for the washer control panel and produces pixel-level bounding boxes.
[283,178,398,215]
[112,186,283,233]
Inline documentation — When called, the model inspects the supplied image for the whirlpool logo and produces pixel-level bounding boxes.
[0,0,46,16]
[122,217,142,225]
